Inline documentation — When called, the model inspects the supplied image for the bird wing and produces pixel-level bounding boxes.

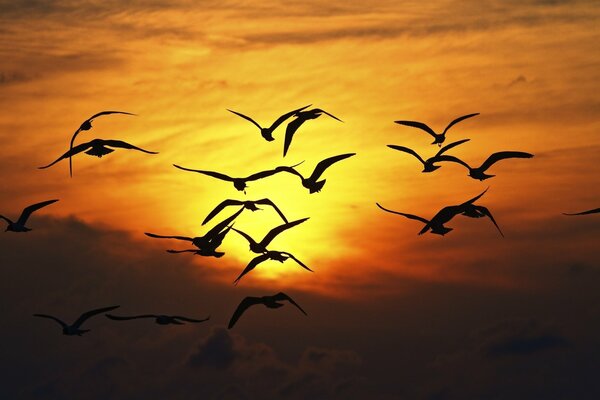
[387,145,425,164]
[0,215,13,225]
[166,249,198,253]
[394,120,437,138]
[273,292,307,315]
[227,109,262,130]
[33,314,68,329]
[105,314,157,320]
[172,315,210,323]
[173,165,233,182]
[435,155,472,170]
[312,108,343,122]
[87,111,136,122]
[261,217,309,247]
[308,153,356,182]
[73,305,120,328]
[478,151,534,172]
[563,208,600,216]
[269,104,312,131]
[145,232,193,241]
[206,207,245,238]
[442,113,479,134]
[275,165,304,181]
[460,188,489,207]
[436,138,470,157]
[281,252,313,272]
[228,296,263,329]
[38,141,94,169]
[231,227,258,247]
[473,205,504,237]
[245,168,282,181]
[202,199,244,226]
[254,198,289,223]
[233,253,271,284]
[283,117,307,157]
[101,139,158,154]
[376,203,429,224]
[17,199,59,226]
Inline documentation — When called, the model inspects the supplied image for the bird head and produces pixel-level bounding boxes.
[422,164,441,173]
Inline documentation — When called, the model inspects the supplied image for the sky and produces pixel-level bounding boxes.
[1,0,599,398]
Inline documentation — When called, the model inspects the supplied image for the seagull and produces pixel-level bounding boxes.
[165,224,232,258]
[436,151,534,180]
[227,105,311,141]
[33,305,120,336]
[233,250,312,285]
[563,207,600,216]
[173,162,302,193]
[276,153,356,193]
[376,188,495,236]
[39,138,157,174]
[232,217,309,254]
[387,139,470,172]
[1,199,59,232]
[106,314,209,325]
[283,108,343,156]
[202,199,288,226]
[69,111,135,177]
[395,113,479,146]
[228,292,307,329]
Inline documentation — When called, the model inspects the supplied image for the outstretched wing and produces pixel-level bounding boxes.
[145,232,193,241]
[563,207,600,216]
[87,111,136,122]
[387,145,426,165]
[33,314,68,329]
[261,217,309,247]
[394,120,437,138]
[312,108,343,122]
[283,117,307,157]
[479,151,534,172]
[228,296,262,329]
[443,113,479,134]
[231,227,258,247]
[233,253,271,285]
[105,314,157,321]
[376,203,429,224]
[38,141,95,169]
[255,198,289,223]
[206,207,245,239]
[227,109,263,130]
[17,199,59,226]
[435,155,472,170]
[436,138,470,157]
[101,140,158,154]
[269,104,312,131]
[273,292,307,315]
[245,168,281,182]
[173,165,234,182]
[202,199,244,225]
[172,316,210,323]
[73,305,120,328]
[473,205,504,237]
[460,188,489,207]
[281,252,313,272]
[308,153,356,182]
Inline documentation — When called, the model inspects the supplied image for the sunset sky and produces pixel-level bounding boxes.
[1,1,599,398]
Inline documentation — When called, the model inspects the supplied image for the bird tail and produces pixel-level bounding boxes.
[310,179,326,193]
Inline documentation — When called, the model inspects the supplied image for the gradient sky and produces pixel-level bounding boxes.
[1,1,599,399]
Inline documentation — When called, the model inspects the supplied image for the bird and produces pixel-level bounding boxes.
[39,138,157,174]
[1,199,59,232]
[459,204,504,237]
[228,292,306,329]
[276,153,356,193]
[165,223,233,258]
[387,139,470,172]
[233,250,312,285]
[283,108,343,156]
[68,111,135,177]
[173,162,302,193]
[202,198,288,226]
[563,207,600,216]
[227,105,311,141]
[376,188,495,236]
[106,314,209,325]
[395,113,479,146]
[33,305,120,336]
[436,151,534,180]
[231,217,309,254]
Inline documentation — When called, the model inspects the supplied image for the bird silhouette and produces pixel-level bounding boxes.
[563,207,600,216]
[69,111,135,177]
[228,292,306,329]
[276,153,356,193]
[233,250,312,285]
[202,198,288,226]
[459,204,504,237]
[39,138,157,174]
[227,105,311,141]
[106,314,209,325]
[376,188,495,236]
[33,305,120,336]
[395,113,479,146]
[232,217,309,254]
[1,199,59,232]
[436,151,534,180]
[283,108,343,156]
[387,139,470,172]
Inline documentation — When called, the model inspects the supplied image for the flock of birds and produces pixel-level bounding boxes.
[2,107,597,335]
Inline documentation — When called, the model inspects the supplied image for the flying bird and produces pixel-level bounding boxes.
[232,217,309,254]
[39,138,157,174]
[277,153,356,193]
[69,111,135,177]
[283,108,343,156]
[227,105,311,141]
[202,198,288,226]
[33,305,120,336]
[387,139,470,172]
[233,250,312,285]
[395,113,479,146]
[228,292,307,329]
[106,314,209,325]
[1,199,59,232]
[436,151,534,180]
[563,207,600,216]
